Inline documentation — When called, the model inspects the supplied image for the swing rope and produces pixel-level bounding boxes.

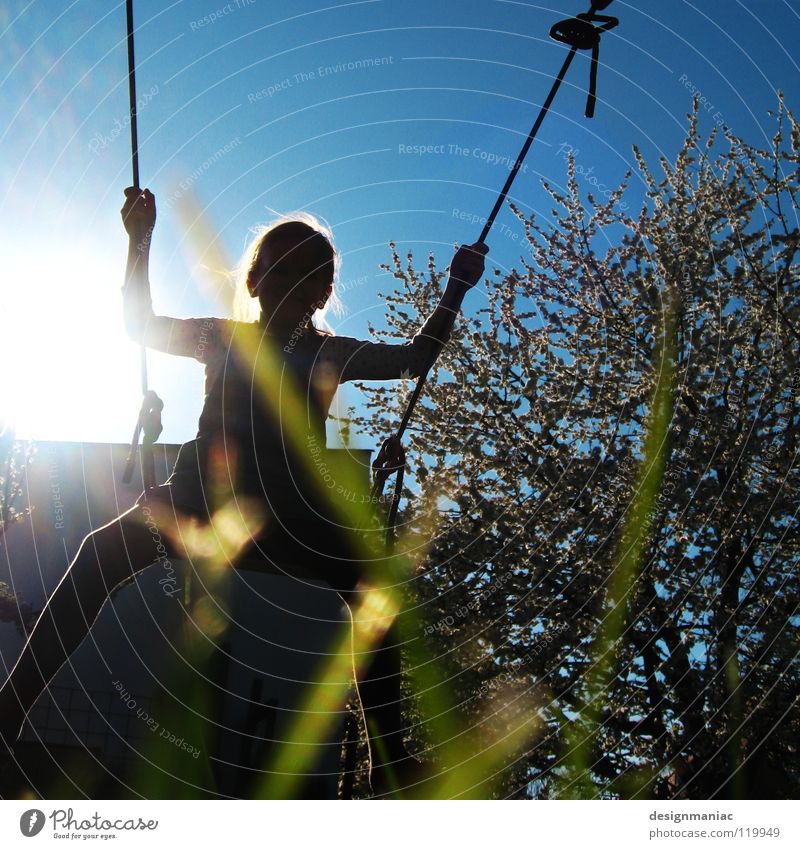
[370,0,619,549]
[121,0,163,491]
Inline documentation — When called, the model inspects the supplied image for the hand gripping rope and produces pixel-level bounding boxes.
[121,0,163,491]
[370,1,619,550]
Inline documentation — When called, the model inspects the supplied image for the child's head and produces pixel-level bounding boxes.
[234,213,340,332]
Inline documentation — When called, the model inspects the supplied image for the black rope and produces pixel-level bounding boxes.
[122,391,163,489]
[122,0,162,491]
[125,0,140,194]
[371,0,619,548]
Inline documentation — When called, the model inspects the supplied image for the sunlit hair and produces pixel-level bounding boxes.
[233,211,343,333]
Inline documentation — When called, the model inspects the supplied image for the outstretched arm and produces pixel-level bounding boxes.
[121,187,216,358]
[337,241,489,382]
[413,241,489,356]
[121,187,161,342]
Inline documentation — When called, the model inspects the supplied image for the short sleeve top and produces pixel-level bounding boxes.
[142,315,435,496]
[148,314,433,404]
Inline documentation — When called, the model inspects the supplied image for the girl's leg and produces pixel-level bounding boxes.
[348,610,408,771]
[274,517,411,789]
[0,504,175,745]
[334,550,413,792]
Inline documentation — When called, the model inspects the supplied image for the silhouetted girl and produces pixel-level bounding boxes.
[0,187,487,794]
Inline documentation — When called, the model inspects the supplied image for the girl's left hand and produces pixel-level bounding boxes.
[449,241,489,289]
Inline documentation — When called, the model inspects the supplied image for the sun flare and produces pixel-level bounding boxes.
[0,244,143,442]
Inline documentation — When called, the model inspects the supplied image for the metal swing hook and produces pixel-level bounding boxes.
[550,6,619,117]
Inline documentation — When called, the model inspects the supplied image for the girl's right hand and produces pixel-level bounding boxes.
[121,187,156,237]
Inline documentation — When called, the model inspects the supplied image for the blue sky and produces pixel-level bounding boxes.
[1,0,798,447]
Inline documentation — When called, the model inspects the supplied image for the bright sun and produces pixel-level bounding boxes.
[0,244,143,443]
[0,233,351,448]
